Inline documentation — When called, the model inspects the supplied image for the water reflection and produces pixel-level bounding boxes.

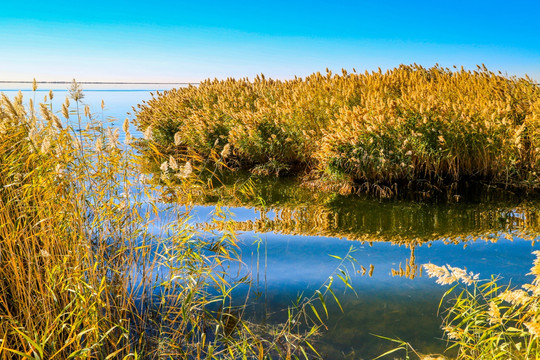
[177,174,540,358]
[190,174,540,247]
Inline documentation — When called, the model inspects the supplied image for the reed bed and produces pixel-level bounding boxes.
[0,86,345,359]
[375,253,540,359]
[135,65,540,196]
[419,253,540,359]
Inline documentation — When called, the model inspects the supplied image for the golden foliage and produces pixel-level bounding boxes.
[135,65,540,193]
[0,91,327,359]
[423,251,540,359]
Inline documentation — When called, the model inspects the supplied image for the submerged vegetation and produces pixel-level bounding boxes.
[135,64,540,197]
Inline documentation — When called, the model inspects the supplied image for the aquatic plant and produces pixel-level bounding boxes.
[420,254,540,359]
[135,65,540,197]
[0,88,344,359]
[376,252,540,359]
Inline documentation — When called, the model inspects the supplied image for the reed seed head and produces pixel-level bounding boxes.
[40,136,51,153]
[221,143,231,159]
[95,137,103,153]
[69,79,84,102]
[62,103,70,119]
[169,155,178,170]
[52,115,63,129]
[174,131,182,146]
[525,321,540,338]
[107,128,120,150]
[160,160,169,173]
[123,118,129,133]
[487,301,502,325]
[143,126,153,140]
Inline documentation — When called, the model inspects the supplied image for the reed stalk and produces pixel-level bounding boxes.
[0,89,345,359]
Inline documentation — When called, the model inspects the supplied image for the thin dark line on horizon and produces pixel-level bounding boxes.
[0,81,200,85]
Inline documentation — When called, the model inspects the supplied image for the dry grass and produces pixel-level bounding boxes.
[135,65,540,196]
[420,254,540,359]
[0,87,345,359]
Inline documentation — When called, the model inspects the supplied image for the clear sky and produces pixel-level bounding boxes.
[1,0,539,82]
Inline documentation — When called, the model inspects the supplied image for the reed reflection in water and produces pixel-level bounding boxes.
[183,176,540,358]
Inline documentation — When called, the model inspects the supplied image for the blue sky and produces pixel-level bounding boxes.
[1,0,538,82]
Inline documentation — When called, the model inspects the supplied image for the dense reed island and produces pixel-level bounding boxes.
[0,87,344,359]
[135,65,540,198]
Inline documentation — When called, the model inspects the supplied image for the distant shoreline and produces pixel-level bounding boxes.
[0,81,199,85]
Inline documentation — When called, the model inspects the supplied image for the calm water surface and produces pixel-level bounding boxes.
[4,87,540,359]
[188,176,540,358]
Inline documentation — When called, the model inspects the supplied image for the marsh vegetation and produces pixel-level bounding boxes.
[135,65,540,198]
[3,67,540,359]
[0,85,343,359]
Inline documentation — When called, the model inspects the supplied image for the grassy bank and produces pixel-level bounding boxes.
[135,65,540,197]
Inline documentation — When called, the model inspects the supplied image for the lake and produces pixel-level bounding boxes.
[4,85,540,359]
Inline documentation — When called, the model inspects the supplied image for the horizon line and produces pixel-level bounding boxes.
[0,81,200,85]
[2,80,538,87]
